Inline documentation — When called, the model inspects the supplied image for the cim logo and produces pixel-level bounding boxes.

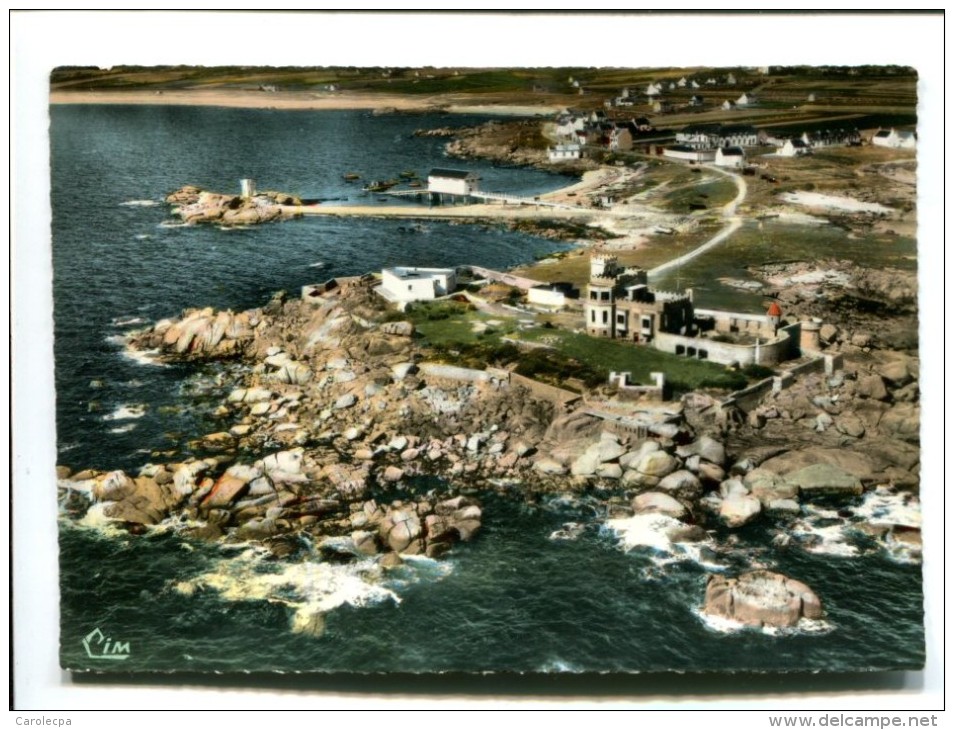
[81,628,131,661]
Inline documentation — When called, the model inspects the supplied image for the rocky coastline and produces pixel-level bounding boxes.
[59,263,922,631]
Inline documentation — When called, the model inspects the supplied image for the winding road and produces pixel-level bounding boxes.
[647,164,747,280]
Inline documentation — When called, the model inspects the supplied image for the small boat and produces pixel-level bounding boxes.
[399,170,417,179]
[407,180,423,188]
[363,180,398,193]
[342,173,361,181]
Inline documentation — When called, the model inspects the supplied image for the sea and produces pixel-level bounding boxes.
[51,105,924,674]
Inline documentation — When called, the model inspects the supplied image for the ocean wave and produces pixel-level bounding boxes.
[111,316,148,328]
[854,486,921,529]
[548,522,586,541]
[103,403,147,421]
[692,607,834,637]
[134,234,152,240]
[174,550,401,636]
[158,220,190,228]
[120,199,159,207]
[119,344,167,368]
[109,423,137,434]
[73,502,128,538]
[536,657,583,673]
[606,513,707,553]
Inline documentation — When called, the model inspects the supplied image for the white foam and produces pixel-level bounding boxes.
[121,345,167,368]
[549,522,585,541]
[176,552,400,635]
[103,404,147,421]
[120,199,159,207]
[854,486,921,529]
[790,519,860,557]
[159,220,190,228]
[109,423,137,434]
[607,513,703,554]
[74,502,126,537]
[134,234,152,240]
[693,607,834,636]
[112,316,147,328]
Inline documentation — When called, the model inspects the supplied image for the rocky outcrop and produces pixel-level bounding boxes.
[166,185,302,226]
[703,571,824,629]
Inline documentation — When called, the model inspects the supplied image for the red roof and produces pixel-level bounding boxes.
[766,302,782,317]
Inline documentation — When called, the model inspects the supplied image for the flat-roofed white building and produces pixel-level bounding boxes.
[377,267,458,304]
[427,168,481,196]
[547,143,583,162]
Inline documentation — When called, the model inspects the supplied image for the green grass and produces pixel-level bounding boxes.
[515,328,748,393]
[405,301,746,393]
[406,301,520,346]
[662,179,738,212]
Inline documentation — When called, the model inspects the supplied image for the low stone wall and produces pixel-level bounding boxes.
[419,363,495,384]
[417,363,579,410]
[654,327,793,367]
[608,371,666,401]
[509,373,581,409]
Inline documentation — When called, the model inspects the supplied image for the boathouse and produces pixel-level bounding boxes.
[427,168,481,196]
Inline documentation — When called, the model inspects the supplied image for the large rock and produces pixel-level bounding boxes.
[635,451,679,478]
[334,393,357,410]
[676,436,726,466]
[632,492,688,520]
[380,321,415,337]
[719,493,762,528]
[570,447,601,477]
[597,434,626,463]
[703,571,823,628]
[743,469,798,505]
[379,509,422,553]
[785,463,863,498]
[534,457,567,476]
[655,470,703,501]
[203,472,251,508]
[759,447,881,482]
[856,374,889,401]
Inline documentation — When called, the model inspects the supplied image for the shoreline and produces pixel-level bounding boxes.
[49,89,564,116]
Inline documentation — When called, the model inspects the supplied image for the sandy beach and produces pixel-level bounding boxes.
[50,88,563,116]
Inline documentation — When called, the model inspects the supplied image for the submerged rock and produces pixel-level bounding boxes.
[703,571,823,629]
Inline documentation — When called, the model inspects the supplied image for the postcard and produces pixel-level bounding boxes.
[41,59,930,681]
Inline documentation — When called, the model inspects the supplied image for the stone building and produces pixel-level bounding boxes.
[584,255,693,343]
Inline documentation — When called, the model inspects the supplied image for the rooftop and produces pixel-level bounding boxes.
[428,168,479,180]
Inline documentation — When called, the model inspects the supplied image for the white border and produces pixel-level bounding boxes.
[10,10,946,716]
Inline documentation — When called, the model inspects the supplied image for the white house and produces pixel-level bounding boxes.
[736,92,755,107]
[871,128,917,149]
[721,100,735,111]
[677,76,687,88]
[548,144,583,162]
[715,146,746,169]
[555,115,586,138]
[377,267,458,305]
[777,138,811,157]
[528,284,570,309]
[427,168,480,196]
